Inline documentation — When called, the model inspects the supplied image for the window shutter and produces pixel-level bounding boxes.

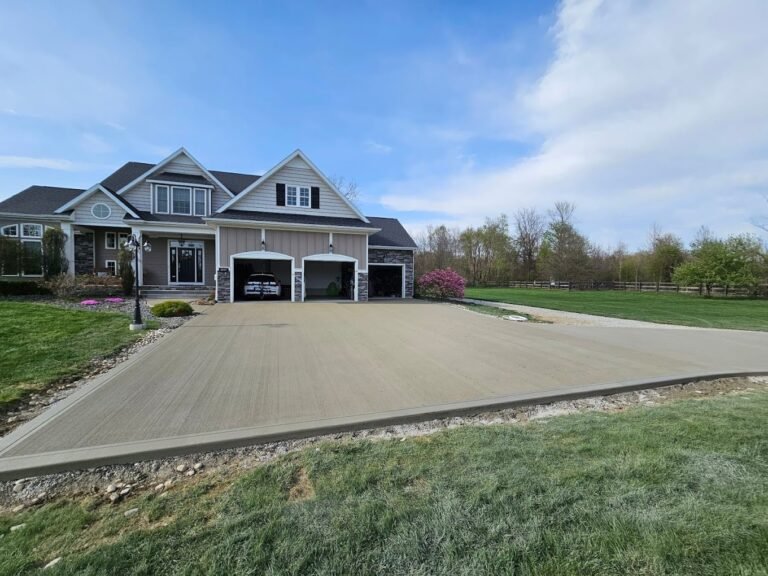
[311,186,320,209]
[276,183,286,206]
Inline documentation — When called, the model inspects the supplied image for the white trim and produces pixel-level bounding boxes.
[130,223,215,235]
[105,231,117,249]
[0,212,71,222]
[54,184,140,219]
[193,188,207,216]
[229,250,295,303]
[154,184,169,214]
[20,238,43,277]
[216,149,369,221]
[20,223,43,238]
[215,225,221,270]
[91,202,111,220]
[328,232,333,253]
[368,245,417,250]
[167,239,206,285]
[61,222,75,277]
[118,232,129,248]
[204,217,380,235]
[114,147,235,198]
[260,228,266,248]
[1,224,18,237]
[171,186,193,215]
[105,259,117,276]
[301,253,359,302]
[147,179,214,189]
[368,263,406,298]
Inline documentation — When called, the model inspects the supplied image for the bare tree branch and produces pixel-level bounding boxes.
[328,175,360,202]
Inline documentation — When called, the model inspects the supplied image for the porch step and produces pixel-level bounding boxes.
[141,286,214,300]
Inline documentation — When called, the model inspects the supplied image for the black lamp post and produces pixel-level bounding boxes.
[125,233,152,329]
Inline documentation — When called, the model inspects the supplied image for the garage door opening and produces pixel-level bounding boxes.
[369,265,404,298]
[304,260,355,300]
[233,258,292,301]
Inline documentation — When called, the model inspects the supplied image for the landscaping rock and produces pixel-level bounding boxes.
[154,483,165,492]
[124,508,139,518]
[43,557,62,570]
[175,464,187,473]
[108,493,120,503]
[12,504,25,513]
[119,487,131,496]
[164,479,173,488]
[105,484,117,493]
[12,483,24,493]
[10,523,26,532]
[193,462,204,471]
[185,469,195,477]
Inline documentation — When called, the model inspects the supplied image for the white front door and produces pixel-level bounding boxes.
[169,241,204,284]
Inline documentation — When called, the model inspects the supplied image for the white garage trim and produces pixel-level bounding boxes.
[302,253,358,302]
[229,250,295,303]
[368,263,406,298]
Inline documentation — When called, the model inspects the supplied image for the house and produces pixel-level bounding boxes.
[0,148,416,302]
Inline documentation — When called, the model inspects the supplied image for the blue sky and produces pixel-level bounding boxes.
[1,0,767,249]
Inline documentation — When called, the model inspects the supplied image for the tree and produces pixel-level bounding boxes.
[459,215,514,285]
[513,208,545,280]
[647,226,685,283]
[328,175,359,202]
[672,233,766,296]
[541,202,591,281]
[118,247,134,296]
[415,224,460,278]
[42,227,68,278]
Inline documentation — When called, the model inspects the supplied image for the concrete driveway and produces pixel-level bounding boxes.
[1,300,767,478]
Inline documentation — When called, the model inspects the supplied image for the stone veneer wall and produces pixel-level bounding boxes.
[217,268,230,302]
[368,248,415,298]
[357,272,368,301]
[294,271,303,302]
[74,232,94,275]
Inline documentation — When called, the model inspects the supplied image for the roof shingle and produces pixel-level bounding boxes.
[0,186,84,215]
[366,217,417,248]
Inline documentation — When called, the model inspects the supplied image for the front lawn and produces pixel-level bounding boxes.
[0,302,145,407]
[465,287,768,330]
[3,388,768,575]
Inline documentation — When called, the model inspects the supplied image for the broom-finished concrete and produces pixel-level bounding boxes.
[1,300,767,479]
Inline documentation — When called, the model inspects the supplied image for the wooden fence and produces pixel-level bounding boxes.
[472,280,768,297]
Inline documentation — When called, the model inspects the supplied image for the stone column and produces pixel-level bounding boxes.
[216,268,231,302]
[357,271,369,302]
[60,222,75,276]
[294,271,303,302]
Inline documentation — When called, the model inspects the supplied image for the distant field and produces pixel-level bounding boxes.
[464,287,768,331]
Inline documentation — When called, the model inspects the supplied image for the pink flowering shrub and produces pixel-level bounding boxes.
[80,299,100,306]
[417,268,465,300]
[104,297,124,303]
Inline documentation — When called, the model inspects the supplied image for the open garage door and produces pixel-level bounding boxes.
[230,251,293,302]
[303,254,358,301]
[369,264,404,298]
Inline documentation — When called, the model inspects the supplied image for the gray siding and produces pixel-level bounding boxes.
[94,229,129,274]
[229,156,359,219]
[333,233,367,269]
[218,227,262,264]
[72,191,130,227]
[266,230,327,263]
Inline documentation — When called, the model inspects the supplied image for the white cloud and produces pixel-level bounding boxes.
[0,156,81,170]
[364,139,393,155]
[380,0,768,248]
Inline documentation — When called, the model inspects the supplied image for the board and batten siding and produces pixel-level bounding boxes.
[332,233,367,269]
[142,236,215,286]
[218,227,263,264]
[121,152,232,214]
[266,230,327,263]
[230,157,359,219]
[72,191,130,227]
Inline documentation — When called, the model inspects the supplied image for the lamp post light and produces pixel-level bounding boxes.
[125,233,152,330]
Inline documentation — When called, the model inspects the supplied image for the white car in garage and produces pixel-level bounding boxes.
[244,273,282,299]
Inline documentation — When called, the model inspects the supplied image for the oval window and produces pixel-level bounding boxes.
[92,203,111,219]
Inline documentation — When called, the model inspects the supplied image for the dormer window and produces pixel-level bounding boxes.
[154,184,208,216]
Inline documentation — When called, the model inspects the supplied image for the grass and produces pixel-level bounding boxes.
[0,301,149,407]
[3,389,768,575]
[465,287,768,330]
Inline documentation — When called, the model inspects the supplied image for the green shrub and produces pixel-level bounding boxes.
[118,248,134,296]
[0,279,51,296]
[151,300,194,317]
[45,274,122,298]
[325,281,340,297]
[42,227,68,278]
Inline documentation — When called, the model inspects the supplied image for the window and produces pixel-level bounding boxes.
[1,224,17,237]
[21,223,43,238]
[155,185,169,213]
[91,203,111,219]
[105,260,117,276]
[171,187,191,215]
[299,187,310,207]
[105,232,116,249]
[21,240,43,276]
[118,233,129,248]
[194,188,206,216]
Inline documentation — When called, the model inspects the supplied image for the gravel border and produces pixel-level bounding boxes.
[2,375,766,511]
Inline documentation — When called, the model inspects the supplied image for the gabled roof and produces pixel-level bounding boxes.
[216,149,369,222]
[0,185,84,215]
[206,210,377,230]
[112,148,236,198]
[101,162,153,192]
[54,184,141,219]
[209,170,261,195]
[367,217,417,249]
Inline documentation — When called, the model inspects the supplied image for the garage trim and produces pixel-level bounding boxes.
[368,263,406,298]
[229,251,295,303]
[302,253,358,302]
